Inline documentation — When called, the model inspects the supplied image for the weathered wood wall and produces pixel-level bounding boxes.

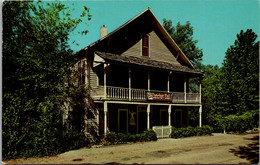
[121,31,181,66]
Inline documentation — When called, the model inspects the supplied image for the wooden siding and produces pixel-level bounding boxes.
[90,66,98,88]
[121,38,141,57]
[150,31,181,66]
[91,86,104,97]
[121,31,181,66]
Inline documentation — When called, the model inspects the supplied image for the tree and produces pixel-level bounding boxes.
[221,29,259,115]
[163,19,203,69]
[2,1,91,159]
[200,65,227,129]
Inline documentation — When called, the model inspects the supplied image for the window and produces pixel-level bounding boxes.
[142,34,149,57]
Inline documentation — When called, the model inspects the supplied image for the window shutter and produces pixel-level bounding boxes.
[142,35,149,57]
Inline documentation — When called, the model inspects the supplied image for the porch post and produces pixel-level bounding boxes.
[129,67,131,101]
[148,69,150,91]
[168,105,171,126]
[199,78,202,103]
[97,110,99,125]
[104,64,107,99]
[167,72,171,93]
[147,104,150,129]
[199,105,202,127]
[184,76,187,103]
[104,101,108,134]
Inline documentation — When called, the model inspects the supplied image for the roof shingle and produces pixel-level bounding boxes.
[95,51,202,76]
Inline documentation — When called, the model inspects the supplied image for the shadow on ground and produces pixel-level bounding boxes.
[230,135,259,164]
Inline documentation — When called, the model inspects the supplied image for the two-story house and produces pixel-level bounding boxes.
[72,8,203,137]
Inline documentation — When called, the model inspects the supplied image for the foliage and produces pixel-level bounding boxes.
[2,1,91,160]
[221,29,259,115]
[217,110,259,133]
[104,129,157,145]
[198,29,259,133]
[163,19,203,69]
[170,125,213,138]
[200,65,227,127]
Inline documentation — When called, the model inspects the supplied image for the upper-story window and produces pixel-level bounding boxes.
[142,34,149,57]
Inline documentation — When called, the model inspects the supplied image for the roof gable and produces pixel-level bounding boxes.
[81,8,195,69]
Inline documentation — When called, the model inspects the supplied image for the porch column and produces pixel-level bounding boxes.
[129,67,131,101]
[168,105,171,126]
[97,110,99,125]
[104,64,107,99]
[147,104,150,129]
[148,69,150,91]
[104,101,108,134]
[199,78,202,103]
[184,76,187,103]
[199,105,202,127]
[167,72,171,93]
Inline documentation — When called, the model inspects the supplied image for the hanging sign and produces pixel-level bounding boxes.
[146,92,172,101]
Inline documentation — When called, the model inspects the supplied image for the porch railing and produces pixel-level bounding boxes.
[131,88,146,100]
[172,92,185,103]
[103,86,201,103]
[186,93,200,103]
[153,126,172,138]
[107,86,129,99]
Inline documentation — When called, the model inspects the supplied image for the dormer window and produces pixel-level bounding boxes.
[142,34,149,57]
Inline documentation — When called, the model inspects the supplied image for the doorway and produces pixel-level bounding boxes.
[160,109,168,125]
[137,106,147,134]
[174,109,182,128]
[118,109,128,134]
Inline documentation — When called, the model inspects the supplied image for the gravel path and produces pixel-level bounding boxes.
[4,132,259,164]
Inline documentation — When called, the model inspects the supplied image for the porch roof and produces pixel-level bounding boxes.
[95,51,203,76]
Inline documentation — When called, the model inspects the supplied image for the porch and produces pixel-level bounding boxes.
[96,101,202,135]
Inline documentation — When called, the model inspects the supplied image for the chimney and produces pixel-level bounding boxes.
[100,25,107,39]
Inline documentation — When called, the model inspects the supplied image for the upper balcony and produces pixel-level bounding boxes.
[91,86,201,104]
[90,52,203,104]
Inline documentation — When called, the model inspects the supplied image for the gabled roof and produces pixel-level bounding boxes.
[95,51,202,76]
[81,8,196,69]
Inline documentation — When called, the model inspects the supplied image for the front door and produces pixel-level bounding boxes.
[175,109,182,128]
[118,109,128,134]
[160,109,168,125]
[137,106,147,134]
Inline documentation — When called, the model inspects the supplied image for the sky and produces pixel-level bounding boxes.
[64,0,259,66]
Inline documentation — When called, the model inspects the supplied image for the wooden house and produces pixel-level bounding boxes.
[74,8,203,137]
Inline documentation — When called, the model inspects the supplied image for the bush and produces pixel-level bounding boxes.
[141,129,157,141]
[104,129,157,145]
[218,111,259,133]
[170,125,213,138]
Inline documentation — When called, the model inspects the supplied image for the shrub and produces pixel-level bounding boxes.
[141,129,157,141]
[104,129,157,145]
[170,125,213,138]
[218,111,259,133]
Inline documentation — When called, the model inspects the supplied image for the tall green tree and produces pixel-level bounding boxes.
[163,19,203,68]
[200,65,227,128]
[222,29,259,115]
[2,1,91,159]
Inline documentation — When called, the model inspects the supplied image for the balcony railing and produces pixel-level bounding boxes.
[107,86,129,99]
[92,86,201,103]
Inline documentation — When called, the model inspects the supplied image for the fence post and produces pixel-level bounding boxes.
[162,125,164,138]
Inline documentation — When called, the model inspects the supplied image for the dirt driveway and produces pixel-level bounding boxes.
[4,132,259,164]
